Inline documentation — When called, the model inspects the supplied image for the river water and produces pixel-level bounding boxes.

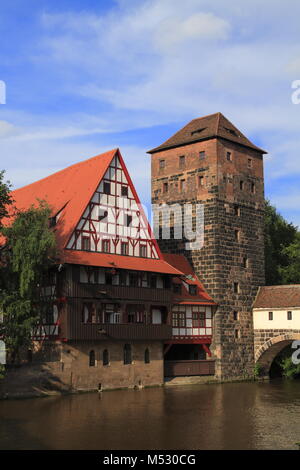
[0,380,299,450]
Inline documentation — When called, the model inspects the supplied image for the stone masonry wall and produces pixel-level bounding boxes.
[151,137,265,380]
[0,340,164,397]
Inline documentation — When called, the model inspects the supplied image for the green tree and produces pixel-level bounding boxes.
[0,170,13,226]
[264,200,298,285]
[279,232,300,284]
[0,201,57,363]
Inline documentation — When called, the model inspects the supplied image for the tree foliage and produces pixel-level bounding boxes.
[265,200,300,285]
[0,170,13,226]
[0,200,57,363]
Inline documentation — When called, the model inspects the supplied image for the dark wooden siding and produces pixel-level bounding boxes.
[164,360,215,377]
[62,280,173,303]
[68,321,172,341]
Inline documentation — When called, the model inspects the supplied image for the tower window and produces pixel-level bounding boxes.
[233,282,239,294]
[163,182,168,193]
[234,205,240,217]
[121,185,128,197]
[240,180,244,190]
[180,179,186,192]
[234,329,241,339]
[248,158,253,168]
[159,160,165,169]
[234,230,240,242]
[268,311,273,321]
[251,182,255,194]
[103,182,111,195]
[226,151,232,161]
[199,151,205,160]
[287,311,292,320]
[198,175,204,187]
[233,311,239,321]
[179,155,185,168]
[243,257,248,268]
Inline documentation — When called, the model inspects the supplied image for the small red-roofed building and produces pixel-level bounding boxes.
[163,254,217,377]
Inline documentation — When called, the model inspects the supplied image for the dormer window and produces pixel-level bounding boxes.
[224,127,239,137]
[189,285,197,295]
[173,283,182,294]
[191,127,206,136]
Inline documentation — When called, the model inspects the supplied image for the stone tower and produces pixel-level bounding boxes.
[148,112,266,379]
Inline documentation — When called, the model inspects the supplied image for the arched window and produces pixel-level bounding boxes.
[103,349,109,366]
[0,340,6,365]
[123,344,132,365]
[27,349,33,363]
[89,350,95,367]
[144,348,150,364]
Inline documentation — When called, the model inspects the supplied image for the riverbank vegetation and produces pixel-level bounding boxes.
[0,171,57,366]
[265,200,300,285]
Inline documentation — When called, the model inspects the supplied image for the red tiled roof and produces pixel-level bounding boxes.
[3,149,117,251]
[163,253,217,305]
[2,149,183,276]
[63,250,182,275]
[147,112,266,154]
[253,285,300,309]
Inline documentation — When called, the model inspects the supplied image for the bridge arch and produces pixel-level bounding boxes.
[255,333,300,376]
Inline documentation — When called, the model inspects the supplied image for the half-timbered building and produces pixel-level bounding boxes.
[1,148,216,390]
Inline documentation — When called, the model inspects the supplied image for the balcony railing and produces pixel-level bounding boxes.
[164,359,215,377]
[62,281,173,303]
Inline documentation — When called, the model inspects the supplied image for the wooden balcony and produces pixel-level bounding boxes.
[164,359,215,377]
[62,281,173,304]
[67,321,172,341]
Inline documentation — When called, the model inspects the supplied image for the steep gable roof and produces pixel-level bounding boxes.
[5,149,117,252]
[253,285,300,309]
[148,112,266,154]
[163,253,216,305]
[3,149,182,276]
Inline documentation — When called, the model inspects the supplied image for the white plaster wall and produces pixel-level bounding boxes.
[253,308,300,329]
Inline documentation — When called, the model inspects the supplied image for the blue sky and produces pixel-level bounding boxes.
[1,0,300,226]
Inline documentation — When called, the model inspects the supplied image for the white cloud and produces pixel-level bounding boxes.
[3,0,300,226]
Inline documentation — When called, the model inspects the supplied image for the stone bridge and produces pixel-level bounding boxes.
[254,329,300,376]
